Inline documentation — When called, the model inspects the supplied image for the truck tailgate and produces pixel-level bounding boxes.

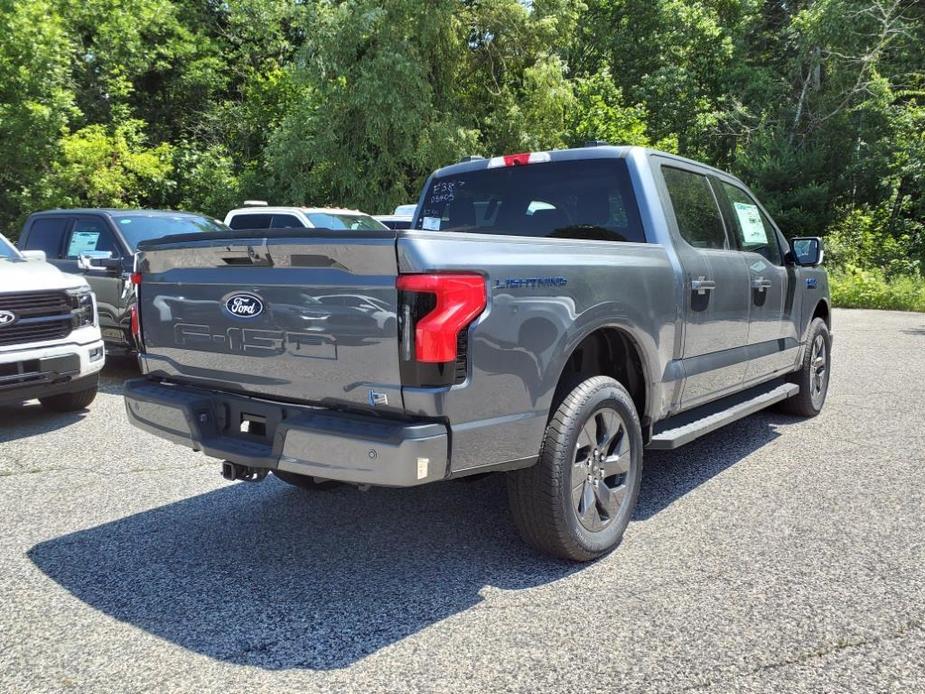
[136,230,404,413]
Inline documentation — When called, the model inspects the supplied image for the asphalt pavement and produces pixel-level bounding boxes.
[1,308,923,693]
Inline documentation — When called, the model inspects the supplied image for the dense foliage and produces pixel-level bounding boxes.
[1,0,923,289]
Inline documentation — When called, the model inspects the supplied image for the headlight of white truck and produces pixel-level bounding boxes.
[68,288,96,328]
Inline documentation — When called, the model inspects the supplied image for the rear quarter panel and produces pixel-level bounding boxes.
[398,231,678,473]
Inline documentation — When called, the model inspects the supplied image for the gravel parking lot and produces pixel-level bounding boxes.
[1,308,923,693]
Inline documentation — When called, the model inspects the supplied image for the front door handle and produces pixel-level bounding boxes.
[691,277,716,295]
[751,277,772,292]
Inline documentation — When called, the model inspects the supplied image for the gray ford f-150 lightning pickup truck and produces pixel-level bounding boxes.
[123,145,831,561]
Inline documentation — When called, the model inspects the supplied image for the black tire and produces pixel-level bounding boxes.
[506,376,644,562]
[39,386,98,412]
[777,317,831,417]
[272,470,342,491]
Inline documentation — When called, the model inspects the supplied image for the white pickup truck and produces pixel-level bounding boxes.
[0,234,105,411]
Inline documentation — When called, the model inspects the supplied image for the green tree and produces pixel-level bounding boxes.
[30,121,174,210]
[565,68,652,148]
[55,0,224,138]
[0,0,76,237]
[265,0,477,212]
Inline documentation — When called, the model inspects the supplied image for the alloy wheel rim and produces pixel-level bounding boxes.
[570,406,632,532]
[810,334,828,404]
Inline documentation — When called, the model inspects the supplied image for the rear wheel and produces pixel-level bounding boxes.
[777,317,831,417]
[507,376,643,562]
[272,470,342,491]
[39,385,98,412]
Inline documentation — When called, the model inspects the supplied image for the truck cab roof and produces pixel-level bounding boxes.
[28,208,215,220]
[433,145,740,184]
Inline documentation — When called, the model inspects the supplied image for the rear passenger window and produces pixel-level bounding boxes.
[270,214,304,228]
[718,182,783,265]
[22,218,69,258]
[662,167,728,250]
[228,214,272,230]
[65,219,121,259]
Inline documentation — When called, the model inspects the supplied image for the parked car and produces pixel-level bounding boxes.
[375,204,417,230]
[123,145,830,561]
[0,233,104,411]
[17,209,226,354]
[223,204,387,231]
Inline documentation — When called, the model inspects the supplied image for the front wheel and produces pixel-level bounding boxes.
[39,385,98,412]
[506,376,643,562]
[777,317,831,417]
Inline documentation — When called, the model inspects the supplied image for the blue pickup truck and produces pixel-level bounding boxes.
[123,145,831,561]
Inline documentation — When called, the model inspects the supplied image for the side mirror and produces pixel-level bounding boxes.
[20,250,47,262]
[78,251,122,273]
[789,237,823,267]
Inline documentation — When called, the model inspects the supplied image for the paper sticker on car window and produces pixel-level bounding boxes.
[67,231,101,256]
[733,202,767,244]
[422,216,441,231]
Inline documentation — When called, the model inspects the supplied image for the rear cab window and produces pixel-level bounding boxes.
[228,214,273,230]
[415,158,646,243]
[661,167,729,250]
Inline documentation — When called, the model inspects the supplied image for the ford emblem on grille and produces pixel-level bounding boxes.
[0,310,17,327]
[224,293,264,318]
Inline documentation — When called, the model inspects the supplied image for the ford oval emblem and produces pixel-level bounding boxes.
[0,310,17,327]
[225,293,264,318]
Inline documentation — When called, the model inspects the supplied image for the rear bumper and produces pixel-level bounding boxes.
[123,379,449,487]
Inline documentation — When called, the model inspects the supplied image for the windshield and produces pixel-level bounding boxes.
[306,213,386,231]
[113,214,225,249]
[415,158,646,243]
[0,235,22,260]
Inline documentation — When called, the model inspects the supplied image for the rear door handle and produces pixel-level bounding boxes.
[751,277,772,291]
[691,277,716,295]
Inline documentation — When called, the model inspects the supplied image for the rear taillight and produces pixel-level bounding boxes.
[130,304,142,350]
[397,273,487,386]
[130,272,143,351]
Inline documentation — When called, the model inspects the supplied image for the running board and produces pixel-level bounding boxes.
[648,383,799,450]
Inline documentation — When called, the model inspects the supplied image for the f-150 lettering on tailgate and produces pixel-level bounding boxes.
[173,323,337,360]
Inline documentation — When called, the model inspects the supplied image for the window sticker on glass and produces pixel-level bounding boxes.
[67,231,101,256]
[733,202,767,244]
[422,216,441,231]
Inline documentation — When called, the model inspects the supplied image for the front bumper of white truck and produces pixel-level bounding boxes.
[0,332,105,406]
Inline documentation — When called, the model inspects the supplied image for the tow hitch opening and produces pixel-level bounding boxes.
[221,461,267,483]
